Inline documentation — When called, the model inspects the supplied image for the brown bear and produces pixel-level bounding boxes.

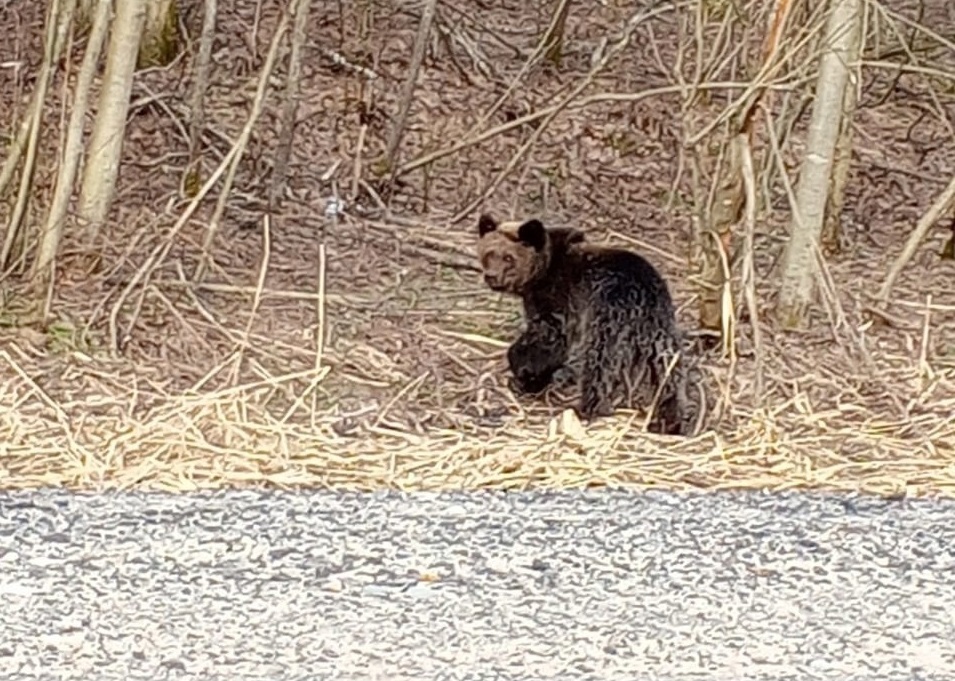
[476,213,696,435]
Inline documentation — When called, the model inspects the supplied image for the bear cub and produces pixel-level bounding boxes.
[476,213,694,435]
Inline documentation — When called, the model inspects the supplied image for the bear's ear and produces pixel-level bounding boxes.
[517,219,547,251]
[551,227,585,247]
[477,214,498,237]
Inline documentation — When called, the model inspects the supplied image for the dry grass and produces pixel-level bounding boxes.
[2,310,954,496]
[1,0,955,496]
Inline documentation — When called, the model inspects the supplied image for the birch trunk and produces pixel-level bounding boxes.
[76,0,146,239]
[32,0,112,291]
[776,0,862,329]
[821,3,863,253]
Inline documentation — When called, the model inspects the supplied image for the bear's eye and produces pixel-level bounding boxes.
[503,254,515,266]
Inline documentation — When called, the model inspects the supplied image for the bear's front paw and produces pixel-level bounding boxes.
[577,393,613,422]
[509,370,552,396]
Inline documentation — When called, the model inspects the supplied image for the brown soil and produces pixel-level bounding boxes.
[1,0,954,494]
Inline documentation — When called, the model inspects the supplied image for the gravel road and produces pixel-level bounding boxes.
[1,488,954,681]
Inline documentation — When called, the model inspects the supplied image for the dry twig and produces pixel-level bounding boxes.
[878,173,955,301]
[451,2,678,222]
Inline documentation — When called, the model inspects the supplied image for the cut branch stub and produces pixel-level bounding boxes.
[696,135,743,333]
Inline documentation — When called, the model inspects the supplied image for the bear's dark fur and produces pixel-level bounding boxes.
[476,213,696,435]
[506,312,567,395]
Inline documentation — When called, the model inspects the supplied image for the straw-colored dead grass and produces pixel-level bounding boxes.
[3,362,953,495]
[2,218,954,497]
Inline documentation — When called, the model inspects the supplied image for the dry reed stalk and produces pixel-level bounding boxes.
[3,320,952,496]
[450,2,678,222]
[878,173,955,301]
[737,133,764,399]
[228,213,273,385]
[464,0,571,138]
[0,0,72,200]
[105,10,291,353]
[396,79,756,181]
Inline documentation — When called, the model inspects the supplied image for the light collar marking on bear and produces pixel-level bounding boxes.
[495,220,524,237]
[476,218,555,294]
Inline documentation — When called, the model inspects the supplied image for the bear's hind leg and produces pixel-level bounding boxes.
[576,326,621,421]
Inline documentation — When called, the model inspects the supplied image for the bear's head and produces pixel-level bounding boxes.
[475,213,584,294]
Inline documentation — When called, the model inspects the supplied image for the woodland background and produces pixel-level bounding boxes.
[1,0,954,494]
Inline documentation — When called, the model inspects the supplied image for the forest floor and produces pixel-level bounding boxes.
[1,0,954,495]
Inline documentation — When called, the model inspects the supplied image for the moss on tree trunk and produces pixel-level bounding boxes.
[138,0,179,68]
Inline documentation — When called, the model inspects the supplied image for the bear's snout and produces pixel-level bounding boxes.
[484,274,504,290]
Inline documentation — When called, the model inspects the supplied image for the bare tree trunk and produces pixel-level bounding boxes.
[74,0,101,34]
[183,0,217,198]
[542,0,571,66]
[777,0,862,329]
[139,0,179,67]
[737,133,764,397]
[819,83,858,255]
[379,0,438,179]
[821,2,864,254]
[1,0,77,272]
[31,0,112,301]
[269,0,313,209]
[76,0,146,241]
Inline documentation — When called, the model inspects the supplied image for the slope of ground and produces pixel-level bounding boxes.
[1,0,953,494]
